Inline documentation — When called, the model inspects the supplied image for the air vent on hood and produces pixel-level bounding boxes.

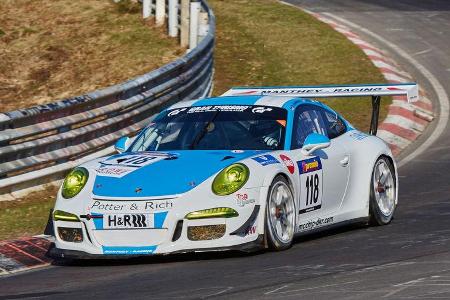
[221,156,235,161]
[164,155,178,160]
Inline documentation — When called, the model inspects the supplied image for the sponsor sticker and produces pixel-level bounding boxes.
[90,199,173,213]
[252,154,279,166]
[298,157,323,214]
[104,213,153,229]
[97,152,176,178]
[168,108,187,116]
[236,193,255,207]
[298,216,334,231]
[349,131,369,141]
[246,225,256,236]
[102,246,157,255]
[257,87,385,95]
[183,105,250,114]
[144,200,173,210]
[280,154,295,174]
[251,107,273,114]
[298,157,322,174]
[167,105,276,115]
[96,166,132,178]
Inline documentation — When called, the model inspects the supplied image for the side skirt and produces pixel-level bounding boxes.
[294,217,369,238]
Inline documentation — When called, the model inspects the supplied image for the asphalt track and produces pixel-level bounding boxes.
[1,1,450,299]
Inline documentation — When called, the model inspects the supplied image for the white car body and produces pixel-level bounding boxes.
[49,83,416,258]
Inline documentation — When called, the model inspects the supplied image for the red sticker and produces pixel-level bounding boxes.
[280,154,295,174]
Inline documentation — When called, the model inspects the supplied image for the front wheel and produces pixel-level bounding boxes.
[264,175,296,251]
[369,156,397,225]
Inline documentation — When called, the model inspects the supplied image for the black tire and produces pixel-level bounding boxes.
[264,175,295,251]
[369,156,396,225]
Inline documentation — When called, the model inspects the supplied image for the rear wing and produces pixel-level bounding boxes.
[223,83,419,135]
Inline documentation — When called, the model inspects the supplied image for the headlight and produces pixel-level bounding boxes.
[62,167,89,199]
[212,163,249,195]
[53,210,80,222]
[185,207,239,220]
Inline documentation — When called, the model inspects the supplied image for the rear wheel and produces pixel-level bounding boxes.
[264,175,295,250]
[369,156,396,225]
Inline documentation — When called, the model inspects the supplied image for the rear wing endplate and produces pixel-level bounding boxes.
[223,83,419,135]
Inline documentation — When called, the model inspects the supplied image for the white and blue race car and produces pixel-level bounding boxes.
[48,83,419,258]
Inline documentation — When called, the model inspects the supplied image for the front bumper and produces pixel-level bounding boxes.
[52,185,268,257]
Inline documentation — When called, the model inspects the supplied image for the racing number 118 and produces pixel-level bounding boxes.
[305,174,319,205]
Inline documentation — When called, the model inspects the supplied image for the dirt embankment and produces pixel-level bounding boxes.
[0,0,182,113]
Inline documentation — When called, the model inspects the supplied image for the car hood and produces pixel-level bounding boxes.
[91,150,266,198]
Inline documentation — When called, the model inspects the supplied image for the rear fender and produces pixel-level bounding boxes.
[342,132,396,216]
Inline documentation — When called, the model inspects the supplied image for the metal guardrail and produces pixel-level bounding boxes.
[0,0,215,198]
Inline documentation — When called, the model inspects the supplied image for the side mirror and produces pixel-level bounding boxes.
[301,133,330,156]
[114,136,130,153]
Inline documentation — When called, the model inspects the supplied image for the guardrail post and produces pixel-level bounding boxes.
[143,0,152,19]
[189,1,201,49]
[198,11,208,40]
[155,0,165,27]
[180,0,190,47]
[168,0,178,37]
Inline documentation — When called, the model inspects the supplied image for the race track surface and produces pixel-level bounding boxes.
[1,1,450,299]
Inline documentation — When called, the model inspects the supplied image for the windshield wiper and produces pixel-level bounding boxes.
[189,111,220,149]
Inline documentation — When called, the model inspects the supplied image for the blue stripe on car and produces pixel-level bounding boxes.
[154,211,168,228]
[92,213,103,230]
[93,150,265,197]
[102,246,157,255]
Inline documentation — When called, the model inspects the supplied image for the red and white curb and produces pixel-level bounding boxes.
[299,8,435,156]
[0,236,52,275]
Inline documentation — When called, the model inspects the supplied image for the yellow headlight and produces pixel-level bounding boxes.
[185,207,239,220]
[212,163,249,196]
[53,210,80,222]
[62,167,89,199]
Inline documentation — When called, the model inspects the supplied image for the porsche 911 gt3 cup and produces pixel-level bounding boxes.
[48,83,418,258]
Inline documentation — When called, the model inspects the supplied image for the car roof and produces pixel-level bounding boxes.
[166,95,354,130]
[168,95,326,110]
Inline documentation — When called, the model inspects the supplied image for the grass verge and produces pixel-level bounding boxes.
[1,0,391,240]
[209,0,389,131]
[0,186,57,240]
[0,0,182,112]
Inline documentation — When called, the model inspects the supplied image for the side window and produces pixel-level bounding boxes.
[323,110,347,139]
[292,105,328,149]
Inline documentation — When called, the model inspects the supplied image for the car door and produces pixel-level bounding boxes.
[291,104,350,221]
[320,108,351,213]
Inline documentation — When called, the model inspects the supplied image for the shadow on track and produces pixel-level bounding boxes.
[50,222,370,268]
[50,249,265,268]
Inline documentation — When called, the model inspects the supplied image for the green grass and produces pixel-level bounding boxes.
[210,0,390,131]
[0,186,57,240]
[0,0,390,241]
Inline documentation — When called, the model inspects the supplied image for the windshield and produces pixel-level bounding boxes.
[130,105,287,151]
